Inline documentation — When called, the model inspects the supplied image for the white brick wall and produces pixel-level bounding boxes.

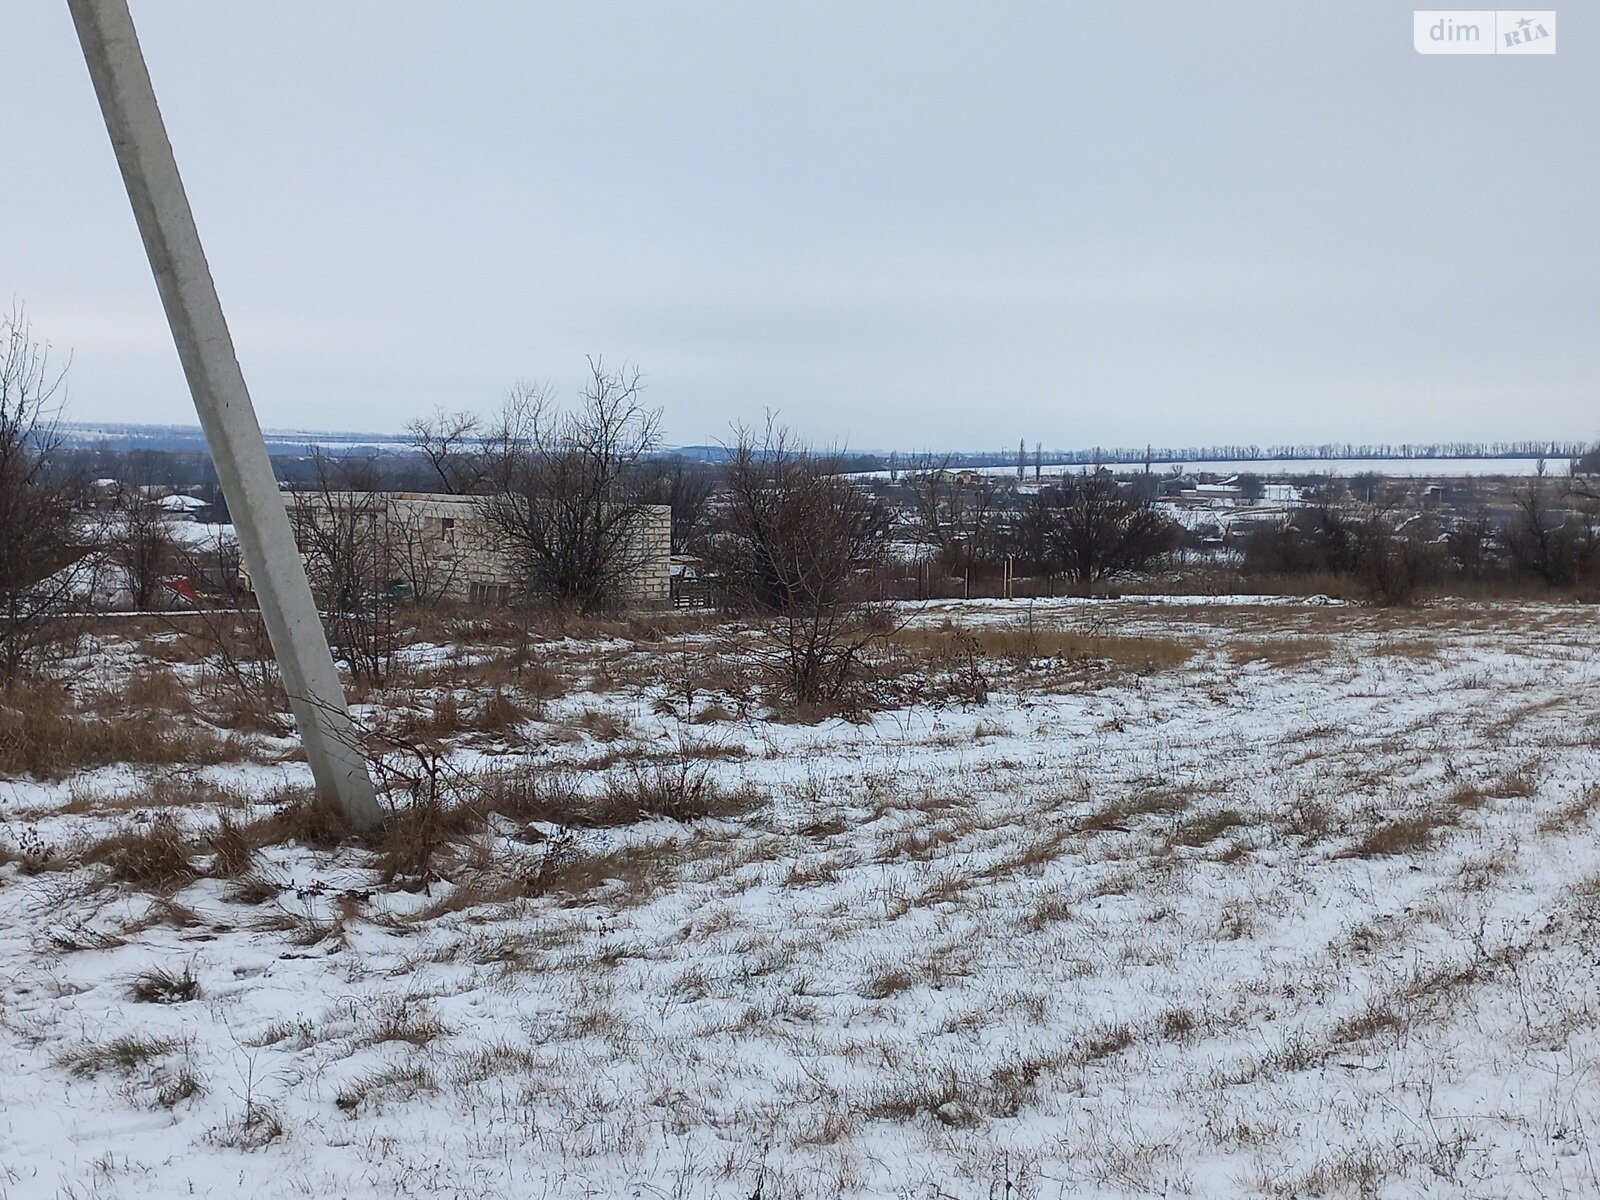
[283,492,672,609]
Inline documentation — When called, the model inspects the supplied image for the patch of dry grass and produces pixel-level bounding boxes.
[0,680,234,781]
[891,622,1192,674]
[1538,786,1600,833]
[1339,809,1453,859]
[1230,638,1334,669]
[56,1033,179,1078]
[1077,787,1192,834]
[82,815,198,890]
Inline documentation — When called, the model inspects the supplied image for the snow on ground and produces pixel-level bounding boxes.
[3,600,1600,1198]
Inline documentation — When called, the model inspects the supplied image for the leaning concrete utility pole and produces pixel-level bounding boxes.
[68,0,382,829]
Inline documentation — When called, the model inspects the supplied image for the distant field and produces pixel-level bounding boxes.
[3,599,1600,1198]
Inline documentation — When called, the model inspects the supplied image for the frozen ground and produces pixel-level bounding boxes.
[3,599,1600,1198]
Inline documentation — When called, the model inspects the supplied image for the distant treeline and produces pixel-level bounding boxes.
[925,441,1596,470]
[56,423,1595,475]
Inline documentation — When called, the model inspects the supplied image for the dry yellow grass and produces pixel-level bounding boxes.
[1230,638,1334,669]
[0,680,235,781]
[891,622,1192,672]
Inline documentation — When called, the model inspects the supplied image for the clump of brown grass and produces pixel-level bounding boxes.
[1173,807,1250,847]
[1370,638,1441,662]
[1328,998,1406,1045]
[690,700,736,724]
[83,815,197,890]
[393,692,466,741]
[335,1064,438,1114]
[861,964,920,999]
[60,775,255,815]
[1537,786,1600,833]
[363,997,450,1047]
[473,689,531,738]
[571,708,631,742]
[243,791,356,849]
[57,1033,179,1078]
[519,840,678,906]
[1489,770,1537,799]
[1074,1022,1136,1064]
[1158,1007,1199,1040]
[225,871,282,905]
[129,963,201,1004]
[118,666,197,714]
[1339,810,1451,859]
[472,768,588,826]
[209,814,254,877]
[1078,788,1190,834]
[372,796,475,885]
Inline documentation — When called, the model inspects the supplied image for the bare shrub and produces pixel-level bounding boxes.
[706,421,892,711]
[164,561,290,735]
[601,759,755,823]
[107,477,180,611]
[1356,515,1445,607]
[288,451,397,681]
[906,456,1005,575]
[1011,470,1181,586]
[478,361,663,612]
[0,305,81,681]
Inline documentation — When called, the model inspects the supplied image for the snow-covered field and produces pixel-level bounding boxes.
[3,599,1600,1199]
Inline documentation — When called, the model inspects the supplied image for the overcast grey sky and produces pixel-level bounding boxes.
[5,2,1595,450]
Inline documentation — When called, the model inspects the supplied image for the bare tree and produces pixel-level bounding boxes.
[386,501,462,607]
[167,530,290,734]
[289,451,394,681]
[633,457,716,555]
[0,307,80,680]
[1023,471,1180,587]
[1570,443,1599,482]
[479,359,662,613]
[1500,469,1600,588]
[906,456,1002,575]
[109,478,179,610]
[706,421,891,710]
[407,408,488,495]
